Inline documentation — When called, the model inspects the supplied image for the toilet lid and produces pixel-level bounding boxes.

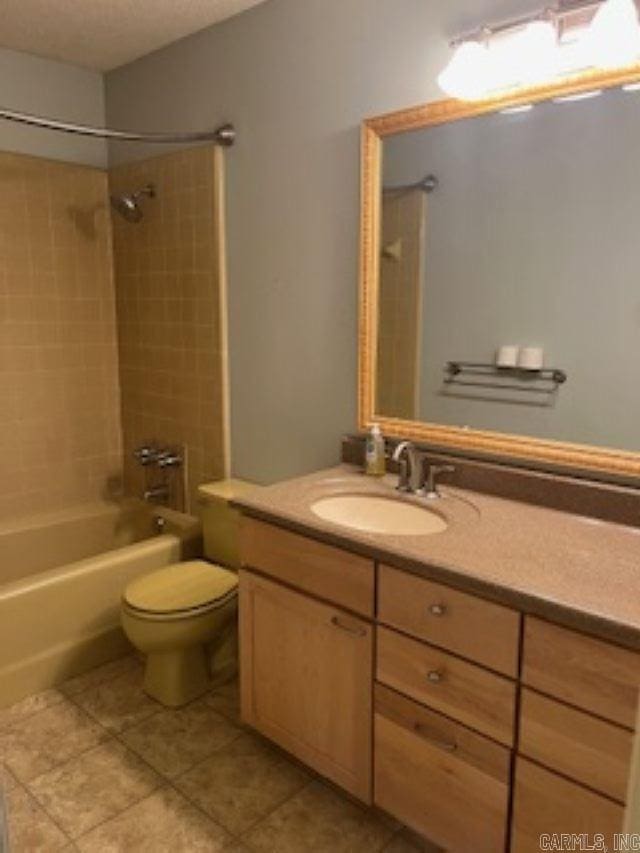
[123,560,238,614]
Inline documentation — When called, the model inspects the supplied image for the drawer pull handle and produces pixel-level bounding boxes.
[429,603,447,617]
[330,616,366,637]
[413,722,457,753]
[426,669,444,684]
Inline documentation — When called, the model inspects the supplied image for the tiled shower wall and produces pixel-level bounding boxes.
[0,153,121,522]
[110,146,228,512]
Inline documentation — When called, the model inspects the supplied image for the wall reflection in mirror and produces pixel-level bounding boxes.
[376,86,640,452]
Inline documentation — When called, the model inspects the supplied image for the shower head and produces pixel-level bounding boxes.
[110,183,155,222]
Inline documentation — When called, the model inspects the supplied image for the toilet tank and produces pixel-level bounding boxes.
[197,479,258,569]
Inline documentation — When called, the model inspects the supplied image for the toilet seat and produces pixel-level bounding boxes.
[123,560,238,620]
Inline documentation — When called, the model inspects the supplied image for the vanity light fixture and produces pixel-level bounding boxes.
[584,0,640,68]
[437,40,495,101]
[438,0,640,102]
[496,20,560,88]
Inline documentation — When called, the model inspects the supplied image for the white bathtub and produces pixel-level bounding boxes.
[0,501,201,708]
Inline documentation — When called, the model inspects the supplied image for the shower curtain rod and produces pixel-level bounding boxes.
[0,108,236,146]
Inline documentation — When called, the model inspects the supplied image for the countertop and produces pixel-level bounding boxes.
[232,465,640,650]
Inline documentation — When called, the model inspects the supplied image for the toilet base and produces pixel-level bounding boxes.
[143,645,210,707]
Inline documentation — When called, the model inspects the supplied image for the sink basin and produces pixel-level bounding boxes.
[310,494,448,536]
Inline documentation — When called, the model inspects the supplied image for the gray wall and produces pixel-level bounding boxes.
[104,0,540,484]
[0,49,106,167]
[383,89,640,452]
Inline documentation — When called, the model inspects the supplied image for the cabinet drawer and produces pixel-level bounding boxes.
[519,688,633,802]
[378,565,520,676]
[374,683,510,853]
[240,517,374,617]
[376,626,516,745]
[512,758,624,853]
[523,617,640,728]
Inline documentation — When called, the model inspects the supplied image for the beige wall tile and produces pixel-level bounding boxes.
[110,146,227,511]
[0,152,122,524]
[1,145,226,525]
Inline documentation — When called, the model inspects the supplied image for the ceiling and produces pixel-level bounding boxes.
[0,0,270,72]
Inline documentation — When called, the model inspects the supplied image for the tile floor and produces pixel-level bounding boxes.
[0,656,440,852]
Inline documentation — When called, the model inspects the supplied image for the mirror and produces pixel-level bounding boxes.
[360,66,640,478]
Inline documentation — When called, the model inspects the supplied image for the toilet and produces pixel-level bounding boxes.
[121,479,255,707]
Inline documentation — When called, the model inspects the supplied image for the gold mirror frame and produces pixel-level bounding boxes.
[359,62,640,480]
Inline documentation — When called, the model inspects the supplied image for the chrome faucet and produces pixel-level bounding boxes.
[392,441,423,493]
[392,441,455,499]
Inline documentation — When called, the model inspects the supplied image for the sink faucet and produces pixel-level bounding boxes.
[392,441,423,494]
[392,441,455,499]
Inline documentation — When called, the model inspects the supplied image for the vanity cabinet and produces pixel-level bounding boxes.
[238,520,640,851]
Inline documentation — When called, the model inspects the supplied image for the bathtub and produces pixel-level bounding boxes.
[0,501,201,708]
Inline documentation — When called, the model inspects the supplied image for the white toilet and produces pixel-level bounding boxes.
[121,479,255,707]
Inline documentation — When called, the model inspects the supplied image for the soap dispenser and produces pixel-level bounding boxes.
[365,424,386,476]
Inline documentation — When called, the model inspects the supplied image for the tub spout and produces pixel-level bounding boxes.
[143,485,170,504]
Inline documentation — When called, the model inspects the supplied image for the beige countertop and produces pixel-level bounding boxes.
[233,465,640,650]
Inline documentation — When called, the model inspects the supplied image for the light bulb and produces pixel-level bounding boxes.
[437,41,494,101]
[495,21,559,88]
[584,0,640,69]
[519,21,560,84]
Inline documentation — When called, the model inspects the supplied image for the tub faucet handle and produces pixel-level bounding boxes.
[156,450,182,469]
[133,446,160,466]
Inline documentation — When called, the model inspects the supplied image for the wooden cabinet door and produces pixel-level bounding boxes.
[239,570,373,802]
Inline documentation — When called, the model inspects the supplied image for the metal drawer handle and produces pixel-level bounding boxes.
[428,603,447,617]
[413,722,457,753]
[330,616,366,637]
[427,669,444,684]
